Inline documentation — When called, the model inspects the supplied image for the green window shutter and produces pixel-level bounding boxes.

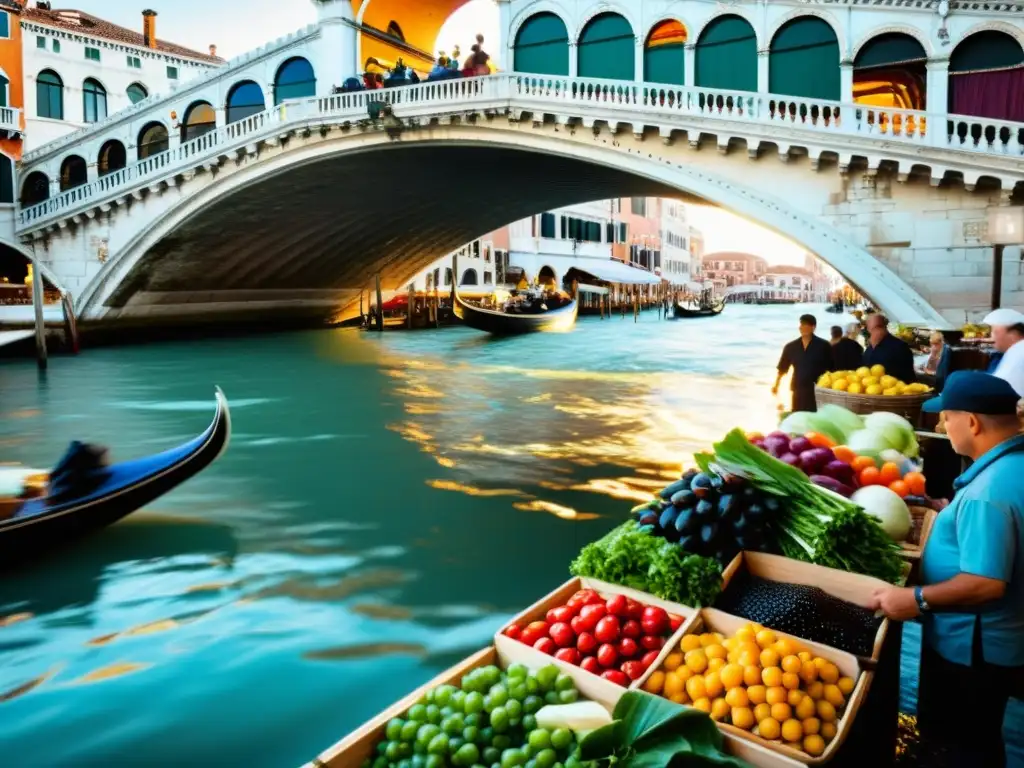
[606,223,614,242]
[695,15,757,92]
[578,13,635,81]
[559,215,566,238]
[514,12,570,76]
[541,213,555,238]
[768,17,840,100]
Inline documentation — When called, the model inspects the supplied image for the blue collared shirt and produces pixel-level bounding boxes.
[920,434,1024,667]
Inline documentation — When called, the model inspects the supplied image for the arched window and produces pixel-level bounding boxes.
[769,17,840,100]
[461,269,479,286]
[181,101,216,142]
[226,80,265,124]
[854,33,928,110]
[0,73,8,108]
[127,82,148,104]
[273,57,316,105]
[83,77,107,123]
[577,13,635,81]
[0,153,12,203]
[98,139,127,177]
[514,12,570,76]
[948,31,1024,121]
[20,171,50,206]
[644,20,687,85]
[386,21,404,41]
[137,121,169,160]
[36,69,63,119]
[59,155,87,192]
[695,15,757,92]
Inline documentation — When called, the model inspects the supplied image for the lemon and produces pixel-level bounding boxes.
[831,379,849,392]
[861,376,879,387]
[869,364,885,377]
[758,717,781,740]
[781,718,804,743]
[817,374,832,387]
[802,717,821,735]
[821,722,837,741]
[865,385,883,395]
[680,635,702,653]
[856,366,871,377]
[754,703,773,723]
[710,697,730,722]
[725,687,749,708]
[880,375,897,389]
[747,685,767,705]
[847,382,863,395]
[692,697,711,713]
[804,734,826,756]
[837,677,855,696]
[882,387,899,396]
[643,670,665,694]
[732,707,755,731]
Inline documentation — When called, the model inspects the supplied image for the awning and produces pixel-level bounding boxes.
[569,261,662,285]
[577,283,609,296]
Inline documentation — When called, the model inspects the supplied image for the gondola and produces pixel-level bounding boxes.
[0,387,231,564]
[673,299,726,318]
[450,257,578,335]
[826,303,845,314]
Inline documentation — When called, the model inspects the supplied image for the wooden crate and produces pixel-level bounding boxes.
[719,552,890,662]
[899,506,937,562]
[493,576,698,708]
[662,608,874,766]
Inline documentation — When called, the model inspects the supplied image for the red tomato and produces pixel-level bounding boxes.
[547,605,576,625]
[578,604,607,632]
[621,660,646,681]
[601,669,630,687]
[640,650,661,670]
[554,647,580,666]
[605,594,628,617]
[549,622,575,649]
[641,606,669,636]
[594,615,621,643]
[570,616,586,635]
[519,620,549,647]
[580,655,601,675]
[621,619,642,639]
[596,643,618,668]
[618,637,639,659]
[576,631,598,655]
[533,637,556,655]
[570,589,602,608]
[639,635,665,651]
[668,614,684,632]
[626,599,644,620]
[503,623,521,640]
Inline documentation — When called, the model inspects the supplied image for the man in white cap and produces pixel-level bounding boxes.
[983,308,1024,396]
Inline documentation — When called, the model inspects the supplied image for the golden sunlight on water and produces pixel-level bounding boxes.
[72,662,151,686]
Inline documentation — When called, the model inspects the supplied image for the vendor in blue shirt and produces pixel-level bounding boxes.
[870,371,1024,767]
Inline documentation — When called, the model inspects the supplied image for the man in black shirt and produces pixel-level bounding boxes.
[772,314,834,413]
[863,314,916,384]
[831,324,865,371]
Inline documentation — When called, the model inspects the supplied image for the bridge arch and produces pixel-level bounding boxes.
[137,121,169,160]
[695,14,758,92]
[20,171,49,206]
[98,139,127,177]
[74,126,945,327]
[643,19,688,86]
[59,154,87,192]
[273,57,316,105]
[181,101,216,143]
[512,9,571,76]
[226,80,266,124]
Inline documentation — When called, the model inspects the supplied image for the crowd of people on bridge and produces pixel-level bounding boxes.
[336,34,493,94]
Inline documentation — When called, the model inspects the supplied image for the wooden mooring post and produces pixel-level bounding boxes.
[375,274,384,332]
[407,284,415,330]
[31,261,46,371]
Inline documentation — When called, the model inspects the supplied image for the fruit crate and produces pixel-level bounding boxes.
[494,577,698,709]
[813,386,929,423]
[900,506,937,562]
[640,607,874,766]
[719,552,891,662]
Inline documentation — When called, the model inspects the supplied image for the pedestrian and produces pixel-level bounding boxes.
[983,308,1024,395]
[862,313,916,384]
[870,371,1024,768]
[772,313,834,413]
[830,324,863,371]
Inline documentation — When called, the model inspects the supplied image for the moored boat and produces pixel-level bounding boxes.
[673,299,726,318]
[0,387,231,564]
[451,257,578,335]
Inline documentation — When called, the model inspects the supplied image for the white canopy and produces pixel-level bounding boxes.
[571,260,662,285]
[576,283,609,296]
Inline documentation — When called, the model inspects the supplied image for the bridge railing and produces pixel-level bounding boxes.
[17,74,1024,231]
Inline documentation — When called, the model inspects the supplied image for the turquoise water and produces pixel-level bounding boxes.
[0,306,1016,765]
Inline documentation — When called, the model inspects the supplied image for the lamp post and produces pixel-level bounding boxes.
[987,206,1024,311]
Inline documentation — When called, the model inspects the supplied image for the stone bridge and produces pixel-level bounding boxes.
[11,0,1024,327]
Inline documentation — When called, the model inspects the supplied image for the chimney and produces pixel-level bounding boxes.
[209,44,217,57]
[142,9,157,49]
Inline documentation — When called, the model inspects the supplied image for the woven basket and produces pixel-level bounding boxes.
[814,386,930,424]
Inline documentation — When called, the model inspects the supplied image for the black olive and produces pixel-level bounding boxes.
[659,479,688,500]
[671,489,697,509]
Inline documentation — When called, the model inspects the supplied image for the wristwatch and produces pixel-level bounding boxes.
[914,586,931,613]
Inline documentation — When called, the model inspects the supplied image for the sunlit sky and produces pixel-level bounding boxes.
[64,0,810,266]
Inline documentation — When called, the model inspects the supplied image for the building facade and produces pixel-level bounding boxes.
[660,199,691,286]
[700,252,768,288]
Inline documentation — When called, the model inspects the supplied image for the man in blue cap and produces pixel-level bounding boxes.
[870,371,1024,767]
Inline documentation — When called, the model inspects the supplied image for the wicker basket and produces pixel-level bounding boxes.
[814,386,930,424]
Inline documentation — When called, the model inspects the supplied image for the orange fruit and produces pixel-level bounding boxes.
[806,432,836,449]
[832,446,856,464]
[859,466,881,486]
[904,471,926,496]
[879,462,902,486]
[889,480,910,498]
[852,455,876,472]
[747,432,764,442]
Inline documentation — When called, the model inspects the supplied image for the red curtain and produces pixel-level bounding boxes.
[949,67,1024,122]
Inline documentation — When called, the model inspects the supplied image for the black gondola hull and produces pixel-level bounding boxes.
[673,301,726,319]
[0,388,231,564]
[453,293,578,335]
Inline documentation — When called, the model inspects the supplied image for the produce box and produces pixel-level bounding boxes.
[900,505,937,562]
[494,577,697,709]
[637,607,873,766]
[719,552,890,662]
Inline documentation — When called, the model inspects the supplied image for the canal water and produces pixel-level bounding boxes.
[0,305,1019,766]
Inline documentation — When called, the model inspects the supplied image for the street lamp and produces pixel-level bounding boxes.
[987,206,1024,310]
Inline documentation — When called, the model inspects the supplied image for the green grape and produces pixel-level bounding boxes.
[425,756,446,768]
[397,759,413,768]
[452,690,467,711]
[464,691,484,715]
[508,682,528,701]
[441,706,456,719]
[501,748,527,768]
[411,756,427,768]
[543,691,561,706]
[522,695,543,714]
[550,729,572,751]
[417,724,441,747]
[521,714,537,732]
[401,721,421,741]
[482,666,502,686]
[449,737,465,753]
[386,741,403,761]
[386,719,405,741]
[435,685,456,707]
[534,749,557,768]
[489,706,510,733]
[504,700,522,720]
[507,663,528,680]
[527,730,552,751]
[454,743,481,766]
[525,761,538,768]
[554,675,575,693]
[492,733,512,750]
[427,733,450,755]
[557,689,578,705]
[442,714,465,735]
[479,726,494,744]
[535,666,558,691]
[464,712,481,728]
[372,757,389,768]
[409,704,428,723]
[482,746,501,764]
[426,705,441,724]
[488,685,509,708]
[525,677,539,695]
[463,725,480,744]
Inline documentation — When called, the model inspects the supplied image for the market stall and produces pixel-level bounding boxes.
[311,402,935,768]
